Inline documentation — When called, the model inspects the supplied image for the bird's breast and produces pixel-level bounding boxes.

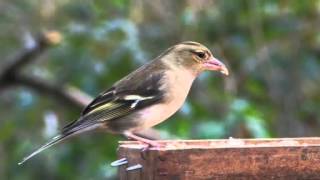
[134,69,196,130]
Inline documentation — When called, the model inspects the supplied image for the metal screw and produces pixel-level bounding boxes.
[126,164,143,171]
[110,158,128,167]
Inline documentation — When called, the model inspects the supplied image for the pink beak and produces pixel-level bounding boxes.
[203,57,229,76]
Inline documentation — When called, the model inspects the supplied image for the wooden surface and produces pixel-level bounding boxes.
[117,138,320,180]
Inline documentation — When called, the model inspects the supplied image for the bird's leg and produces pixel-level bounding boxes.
[124,131,162,148]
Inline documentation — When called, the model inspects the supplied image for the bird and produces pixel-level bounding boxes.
[18,41,229,165]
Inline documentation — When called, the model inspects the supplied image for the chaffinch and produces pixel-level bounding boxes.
[19,41,228,165]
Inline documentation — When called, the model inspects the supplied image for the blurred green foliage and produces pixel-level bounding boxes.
[1,0,320,179]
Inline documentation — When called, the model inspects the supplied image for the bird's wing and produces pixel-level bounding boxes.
[62,70,166,133]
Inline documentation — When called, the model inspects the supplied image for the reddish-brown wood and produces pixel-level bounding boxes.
[117,138,320,180]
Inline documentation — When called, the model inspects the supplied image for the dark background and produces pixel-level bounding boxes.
[1,0,320,179]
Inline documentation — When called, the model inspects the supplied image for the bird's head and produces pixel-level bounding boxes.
[162,41,229,76]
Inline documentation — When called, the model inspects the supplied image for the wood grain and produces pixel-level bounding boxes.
[117,138,320,180]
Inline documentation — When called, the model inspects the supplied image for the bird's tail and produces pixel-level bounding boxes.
[18,121,99,165]
[18,133,70,165]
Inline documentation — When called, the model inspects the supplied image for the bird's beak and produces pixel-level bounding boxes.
[203,57,229,76]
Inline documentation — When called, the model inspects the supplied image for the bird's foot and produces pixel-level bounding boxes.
[140,141,164,152]
[124,131,164,150]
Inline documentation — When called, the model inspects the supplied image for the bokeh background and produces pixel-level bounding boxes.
[1,0,320,179]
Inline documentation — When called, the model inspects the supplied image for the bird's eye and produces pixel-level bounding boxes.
[196,52,206,59]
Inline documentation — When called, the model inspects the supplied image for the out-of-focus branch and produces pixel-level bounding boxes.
[0,30,161,139]
[0,31,61,86]
[0,31,92,109]
[12,75,92,109]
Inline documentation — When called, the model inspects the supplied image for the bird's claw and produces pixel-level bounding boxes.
[141,143,151,152]
[140,141,164,151]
